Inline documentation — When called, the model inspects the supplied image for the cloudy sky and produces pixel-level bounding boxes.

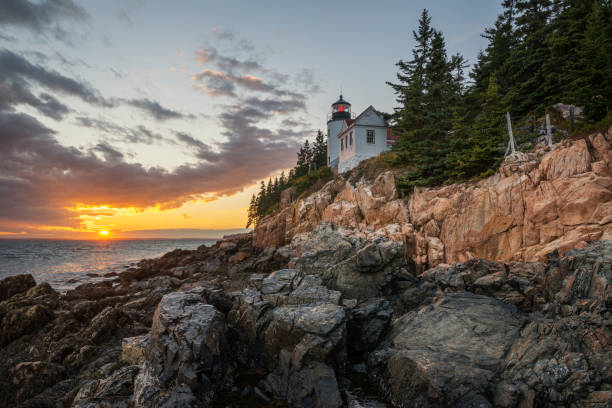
[0,0,501,239]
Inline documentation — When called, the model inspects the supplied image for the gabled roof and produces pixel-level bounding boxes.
[337,106,387,139]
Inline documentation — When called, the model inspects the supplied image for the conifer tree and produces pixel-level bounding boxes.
[468,0,516,115]
[503,0,553,116]
[447,74,505,180]
[246,194,257,228]
[255,181,266,219]
[312,130,327,169]
[569,1,611,120]
[387,9,433,159]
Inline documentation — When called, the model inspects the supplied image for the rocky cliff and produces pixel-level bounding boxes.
[254,126,612,269]
[1,226,609,407]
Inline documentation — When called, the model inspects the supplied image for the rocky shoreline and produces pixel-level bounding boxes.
[0,225,610,407]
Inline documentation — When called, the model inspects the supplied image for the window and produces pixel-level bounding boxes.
[341,138,344,151]
[350,132,353,146]
[367,130,375,144]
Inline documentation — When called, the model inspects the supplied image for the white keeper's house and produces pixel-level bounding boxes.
[326,94,398,173]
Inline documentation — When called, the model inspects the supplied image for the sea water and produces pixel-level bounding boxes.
[0,239,215,292]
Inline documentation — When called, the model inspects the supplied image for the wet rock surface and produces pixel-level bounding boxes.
[0,227,610,407]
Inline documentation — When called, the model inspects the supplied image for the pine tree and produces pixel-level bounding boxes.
[387,9,434,160]
[503,0,553,116]
[570,0,611,120]
[403,30,456,187]
[295,140,313,177]
[255,181,266,219]
[447,74,506,180]
[312,130,327,169]
[246,194,257,228]
[471,0,517,96]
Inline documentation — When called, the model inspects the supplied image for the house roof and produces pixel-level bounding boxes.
[337,106,385,138]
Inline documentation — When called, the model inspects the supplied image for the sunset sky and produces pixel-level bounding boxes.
[0,0,501,239]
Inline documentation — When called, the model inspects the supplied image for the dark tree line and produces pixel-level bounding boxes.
[389,1,611,190]
[246,130,328,227]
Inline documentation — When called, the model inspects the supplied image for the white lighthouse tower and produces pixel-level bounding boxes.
[327,95,351,170]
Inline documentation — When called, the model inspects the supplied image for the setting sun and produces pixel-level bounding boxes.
[98,230,110,237]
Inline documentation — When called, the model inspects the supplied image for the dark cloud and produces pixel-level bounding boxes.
[0,30,316,233]
[75,116,166,144]
[243,96,306,114]
[0,48,113,107]
[192,69,282,97]
[0,76,70,120]
[0,0,87,29]
[124,98,195,121]
[192,46,317,102]
[175,131,219,162]
[0,110,300,229]
[195,48,262,74]
[0,50,192,124]
[192,69,308,101]
[91,142,124,162]
[0,0,88,44]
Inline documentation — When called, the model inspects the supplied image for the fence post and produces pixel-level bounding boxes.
[545,113,553,148]
[506,112,517,156]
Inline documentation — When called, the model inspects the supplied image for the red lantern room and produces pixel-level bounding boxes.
[331,94,351,120]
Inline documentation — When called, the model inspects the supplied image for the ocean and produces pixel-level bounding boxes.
[0,239,216,292]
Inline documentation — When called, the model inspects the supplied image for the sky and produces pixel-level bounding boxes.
[0,0,502,239]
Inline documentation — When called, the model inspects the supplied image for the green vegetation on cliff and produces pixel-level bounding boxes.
[389,0,611,191]
[246,131,331,227]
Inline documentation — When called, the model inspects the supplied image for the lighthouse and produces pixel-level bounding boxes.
[325,93,397,173]
[327,95,351,170]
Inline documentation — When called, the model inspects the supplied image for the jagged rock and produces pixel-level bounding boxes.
[347,298,392,354]
[0,274,36,302]
[321,239,414,299]
[72,365,139,407]
[254,128,612,269]
[368,292,521,407]
[498,317,609,407]
[228,268,347,407]
[82,307,132,345]
[261,361,343,408]
[10,361,67,404]
[133,290,229,407]
[287,222,363,275]
[421,258,547,312]
[281,224,415,300]
[0,285,57,346]
[121,335,149,366]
